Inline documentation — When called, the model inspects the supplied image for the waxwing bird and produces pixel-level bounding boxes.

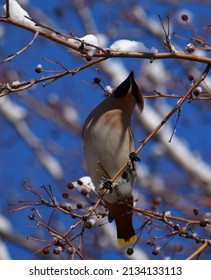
[82,71,144,246]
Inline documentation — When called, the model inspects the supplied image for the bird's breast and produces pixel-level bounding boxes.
[83,109,135,190]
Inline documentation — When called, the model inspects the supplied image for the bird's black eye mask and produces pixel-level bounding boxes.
[113,71,144,111]
[114,71,134,98]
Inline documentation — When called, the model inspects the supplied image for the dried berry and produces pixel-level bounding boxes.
[193,208,199,216]
[53,247,61,255]
[127,248,134,255]
[81,188,88,196]
[186,43,195,53]
[62,192,69,199]
[152,197,161,205]
[60,204,72,212]
[193,87,202,96]
[152,249,159,256]
[77,179,83,186]
[86,54,92,61]
[67,182,74,189]
[67,246,74,255]
[188,74,194,81]
[35,64,42,73]
[28,214,35,220]
[181,14,189,21]
[76,203,83,209]
[174,224,180,231]
[42,246,50,254]
[200,219,209,227]
[93,77,101,84]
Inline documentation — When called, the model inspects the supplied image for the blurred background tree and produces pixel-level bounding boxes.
[0,0,211,260]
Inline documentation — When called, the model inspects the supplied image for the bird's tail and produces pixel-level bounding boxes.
[106,197,137,246]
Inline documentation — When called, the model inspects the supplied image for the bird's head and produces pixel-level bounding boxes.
[113,71,144,112]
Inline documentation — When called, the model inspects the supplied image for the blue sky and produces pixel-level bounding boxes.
[0,0,211,260]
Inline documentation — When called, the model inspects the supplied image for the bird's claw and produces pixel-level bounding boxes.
[129,152,140,162]
[129,152,140,171]
[101,179,113,192]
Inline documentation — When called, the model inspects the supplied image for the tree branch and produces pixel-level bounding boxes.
[0,31,39,64]
[186,241,210,260]
[1,17,211,64]
[0,57,107,97]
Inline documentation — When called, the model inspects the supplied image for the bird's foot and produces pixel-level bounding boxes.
[100,179,113,192]
[129,152,140,162]
[129,152,140,171]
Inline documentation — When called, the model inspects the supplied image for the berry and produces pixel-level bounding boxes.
[127,248,134,255]
[181,14,188,21]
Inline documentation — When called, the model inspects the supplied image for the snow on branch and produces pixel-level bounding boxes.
[68,34,100,58]
[3,0,35,27]
[110,39,158,53]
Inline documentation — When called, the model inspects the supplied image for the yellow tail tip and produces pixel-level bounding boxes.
[117,235,137,246]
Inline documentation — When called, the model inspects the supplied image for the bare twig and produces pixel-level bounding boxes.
[31,210,85,260]
[134,208,200,224]
[159,15,175,53]
[0,57,107,97]
[151,90,211,101]
[0,31,39,64]
[168,106,182,143]
[186,241,210,260]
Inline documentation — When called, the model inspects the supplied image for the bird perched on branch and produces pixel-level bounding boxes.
[82,71,144,246]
